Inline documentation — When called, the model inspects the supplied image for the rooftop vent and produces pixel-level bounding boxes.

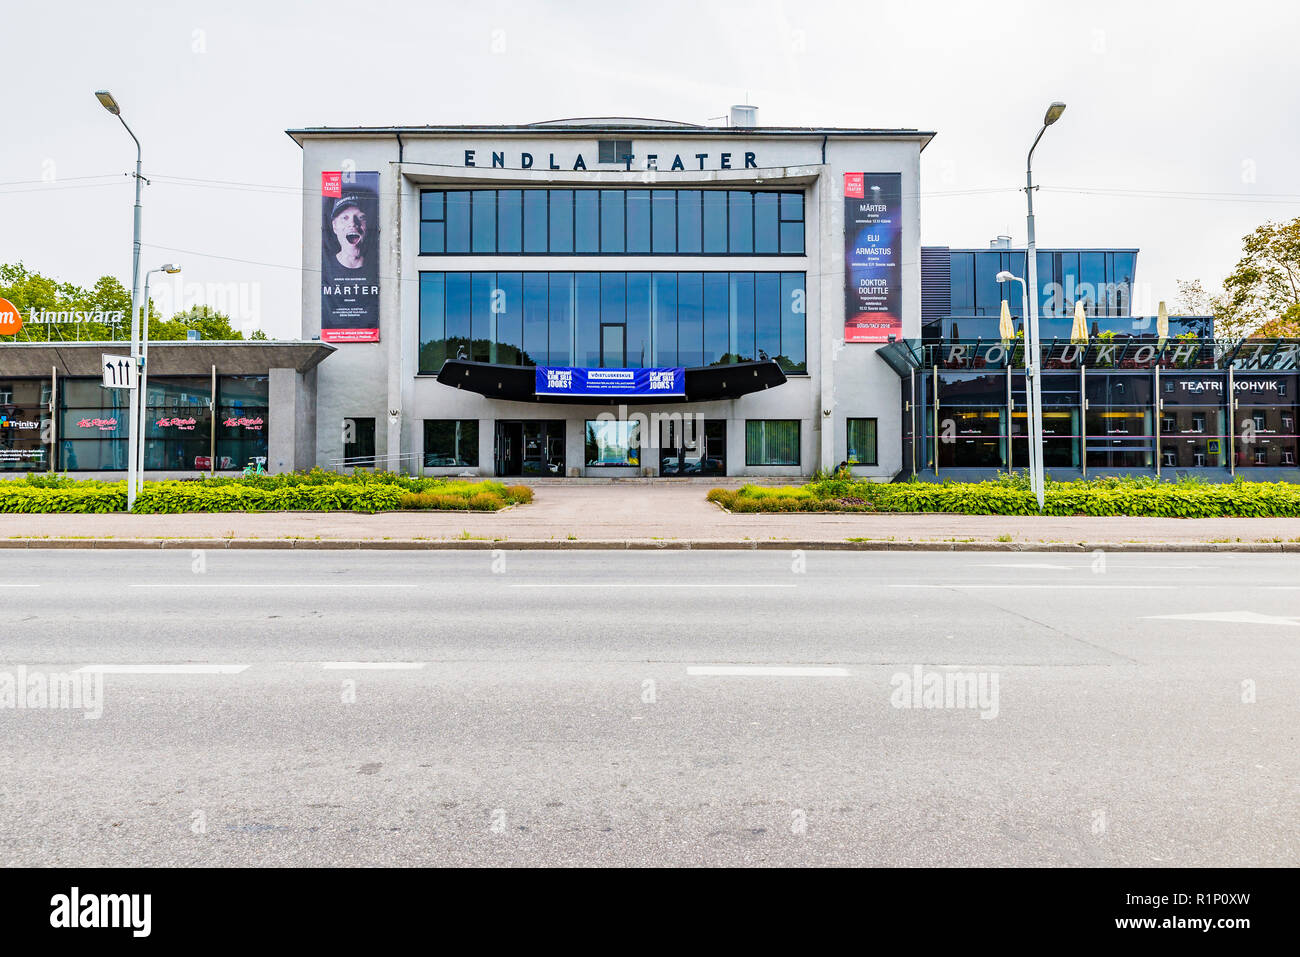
[989,235,1013,249]
[729,104,757,128]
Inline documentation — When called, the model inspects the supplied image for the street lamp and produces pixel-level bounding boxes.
[1020,100,1066,510]
[136,264,182,485]
[996,270,1034,483]
[95,89,146,508]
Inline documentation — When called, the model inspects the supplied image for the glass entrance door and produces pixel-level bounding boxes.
[496,420,565,476]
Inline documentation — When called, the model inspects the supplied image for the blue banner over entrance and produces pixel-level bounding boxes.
[535,367,686,397]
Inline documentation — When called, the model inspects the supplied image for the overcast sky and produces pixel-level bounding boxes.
[6,0,1299,337]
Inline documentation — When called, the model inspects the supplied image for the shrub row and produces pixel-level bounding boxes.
[0,474,534,514]
[709,475,1300,518]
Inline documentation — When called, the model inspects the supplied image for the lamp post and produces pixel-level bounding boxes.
[1020,100,1066,510]
[136,264,182,485]
[95,89,146,508]
[996,271,1033,481]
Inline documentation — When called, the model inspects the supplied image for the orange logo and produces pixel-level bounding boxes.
[0,296,21,335]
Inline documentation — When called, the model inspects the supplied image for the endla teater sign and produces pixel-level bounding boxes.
[0,296,23,336]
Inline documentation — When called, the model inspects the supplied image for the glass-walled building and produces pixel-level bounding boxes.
[880,338,1300,480]
[291,115,932,478]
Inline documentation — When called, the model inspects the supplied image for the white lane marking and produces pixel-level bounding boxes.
[687,666,851,677]
[128,583,421,588]
[320,662,426,670]
[74,664,250,674]
[1141,611,1300,627]
[510,582,798,589]
[0,584,38,587]
[975,563,1074,569]
[890,584,1176,590]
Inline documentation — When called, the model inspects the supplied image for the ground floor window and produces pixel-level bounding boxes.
[746,419,800,466]
[660,417,726,475]
[846,418,878,466]
[343,417,376,468]
[424,419,478,467]
[585,420,640,467]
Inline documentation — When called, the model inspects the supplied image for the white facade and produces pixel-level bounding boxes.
[293,120,932,478]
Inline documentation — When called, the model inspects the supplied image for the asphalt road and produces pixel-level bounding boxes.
[1,549,1296,867]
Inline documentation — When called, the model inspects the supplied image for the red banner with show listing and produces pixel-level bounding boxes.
[321,170,380,343]
[844,172,903,343]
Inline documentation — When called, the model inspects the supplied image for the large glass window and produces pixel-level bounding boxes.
[936,372,1007,469]
[143,377,211,471]
[420,271,807,375]
[420,188,806,256]
[677,190,702,254]
[523,190,547,253]
[547,190,571,253]
[445,190,470,253]
[599,190,624,253]
[1086,373,1154,468]
[1233,374,1298,468]
[424,419,478,468]
[216,376,268,470]
[746,420,800,466]
[1160,374,1228,468]
[59,376,129,471]
[626,190,651,254]
[574,190,600,253]
[1011,373,1080,469]
[0,379,51,471]
[585,420,640,467]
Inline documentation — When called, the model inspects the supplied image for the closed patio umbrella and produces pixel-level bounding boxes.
[1070,298,1088,344]
[999,298,1014,345]
[1157,300,1170,344]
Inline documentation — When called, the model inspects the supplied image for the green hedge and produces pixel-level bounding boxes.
[0,485,127,514]
[708,474,1300,518]
[0,471,533,514]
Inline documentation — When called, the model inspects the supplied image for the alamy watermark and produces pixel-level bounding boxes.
[890,665,999,719]
[0,666,103,719]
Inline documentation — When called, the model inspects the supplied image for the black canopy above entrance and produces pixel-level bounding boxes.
[435,359,787,404]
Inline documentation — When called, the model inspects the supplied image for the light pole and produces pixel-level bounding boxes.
[1021,100,1066,510]
[136,264,182,485]
[95,89,146,508]
[996,271,1033,481]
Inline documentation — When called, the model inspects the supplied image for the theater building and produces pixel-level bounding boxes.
[290,111,932,478]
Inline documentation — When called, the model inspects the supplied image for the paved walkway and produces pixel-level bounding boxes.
[3,484,1300,549]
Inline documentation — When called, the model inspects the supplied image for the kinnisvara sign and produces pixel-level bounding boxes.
[26,308,125,324]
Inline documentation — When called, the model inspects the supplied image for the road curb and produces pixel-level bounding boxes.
[2,538,1298,552]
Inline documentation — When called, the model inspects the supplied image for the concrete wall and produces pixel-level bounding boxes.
[299,129,926,479]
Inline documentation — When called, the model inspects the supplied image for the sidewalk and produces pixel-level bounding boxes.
[4,485,1300,550]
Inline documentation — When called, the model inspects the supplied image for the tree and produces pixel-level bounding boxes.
[1220,218,1300,337]
[148,304,244,341]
